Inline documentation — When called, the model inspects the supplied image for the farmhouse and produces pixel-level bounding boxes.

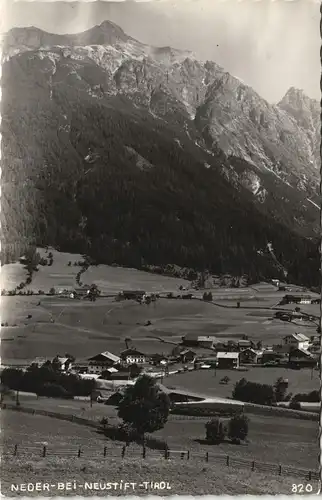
[239,348,263,364]
[120,348,148,365]
[179,349,196,363]
[281,294,312,305]
[283,333,310,351]
[216,352,239,369]
[289,348,317,367]
[87,351,120,374]
[53,356,73,372]
[261,348,287,364]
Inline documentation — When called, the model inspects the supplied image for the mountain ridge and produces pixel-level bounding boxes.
[1,21,320,286]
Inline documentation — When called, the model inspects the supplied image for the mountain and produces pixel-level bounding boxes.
[1,21,320,286]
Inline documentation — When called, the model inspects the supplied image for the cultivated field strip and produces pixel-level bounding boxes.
[1,444,318,480]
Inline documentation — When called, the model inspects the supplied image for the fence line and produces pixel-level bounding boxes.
[1,443,318,481]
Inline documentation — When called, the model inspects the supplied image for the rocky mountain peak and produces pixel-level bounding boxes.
[279,86,318,111]
[78,19,131,46]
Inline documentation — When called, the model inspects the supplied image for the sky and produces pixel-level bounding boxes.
[1,0,320,103]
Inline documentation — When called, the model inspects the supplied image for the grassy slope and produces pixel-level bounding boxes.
[2,456,310,495]
[1,410,318,495]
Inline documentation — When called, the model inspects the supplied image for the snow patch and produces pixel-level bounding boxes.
[174,138,183,149]
[125,146,154,171]
[307,198,320,209]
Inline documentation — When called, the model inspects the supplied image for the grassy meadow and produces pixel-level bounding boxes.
[2,455,311,496]
[0,408,318,496]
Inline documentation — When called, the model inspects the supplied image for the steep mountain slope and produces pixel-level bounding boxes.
[1,22,320,286]
[3,22,320,237]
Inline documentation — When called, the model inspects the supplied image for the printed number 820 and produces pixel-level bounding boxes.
[292,484,316,494]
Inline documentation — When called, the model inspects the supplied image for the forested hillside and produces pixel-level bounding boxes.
[1,34,320,287]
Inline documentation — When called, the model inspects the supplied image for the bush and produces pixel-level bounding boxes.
[100,417,109,429]
[232,378,275,405]
[289,400,301,410]
[1,366,95,397]
[205,418,226,443]
[49,287,56,295]
[292,390,319,403]
[203,292,213,302]
[37,383,73,399]
[228,413,249,444]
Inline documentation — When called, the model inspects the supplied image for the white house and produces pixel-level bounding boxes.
[56,356,73,372]
[283,333,310,351]
[87,351,120,374]
[120,348,148,365]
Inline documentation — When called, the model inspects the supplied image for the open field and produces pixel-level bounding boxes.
[2,248,191,295]
[153,413,318,471]
[1,290,317,363]
[1,263,28,292]
[165,366,319,398]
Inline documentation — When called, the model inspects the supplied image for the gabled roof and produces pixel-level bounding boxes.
[240,348,259,355]
[56,357,69,365]
[88,351,120,363]
[238,340,252,345]
[290,348,314,358]
[217,352,239,359]
[284,333,309,342]
[180,349,196,355]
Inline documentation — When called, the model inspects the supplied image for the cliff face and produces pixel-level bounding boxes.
[1,21,319,285]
